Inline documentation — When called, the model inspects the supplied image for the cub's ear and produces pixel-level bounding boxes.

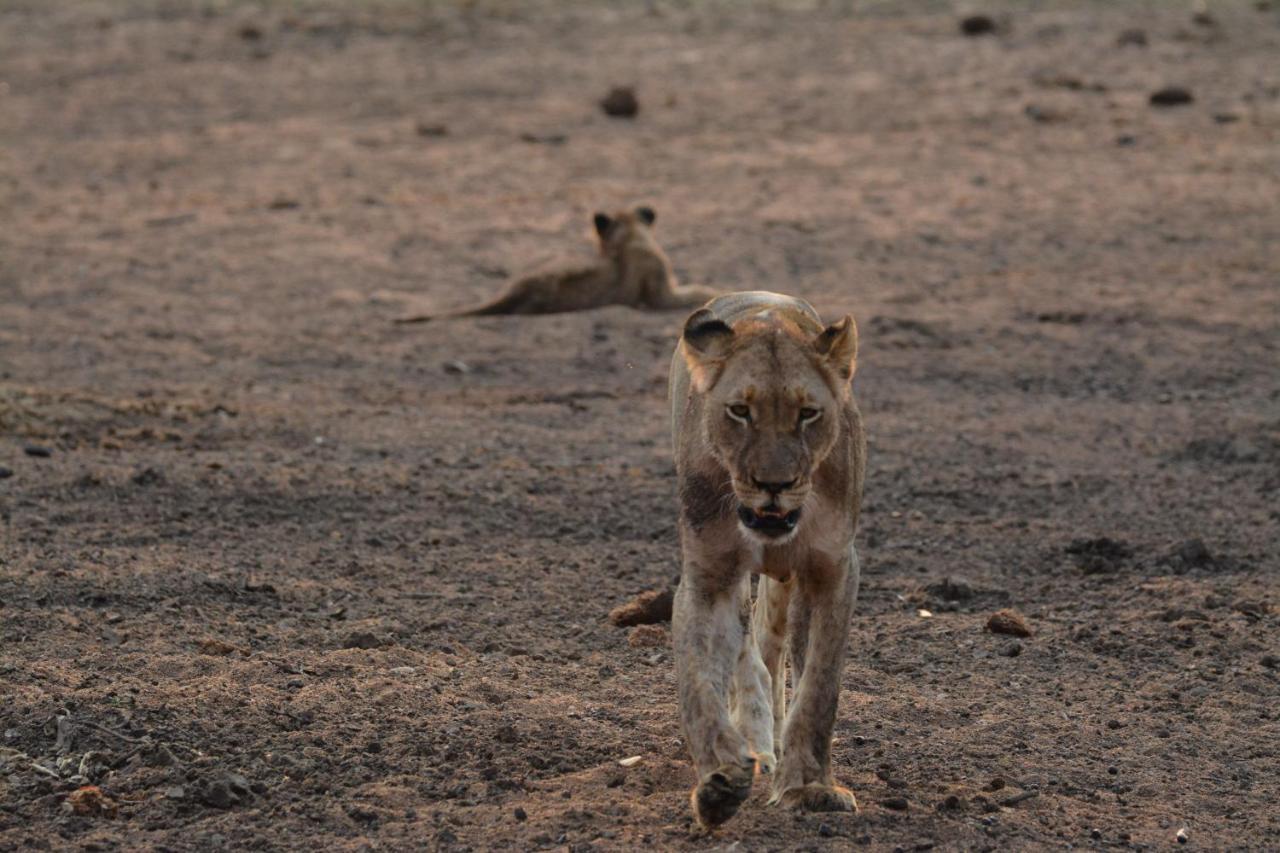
[635,206,656,225]
[593,212,614,237]
[814,314,858,382]
[681,308,733,392]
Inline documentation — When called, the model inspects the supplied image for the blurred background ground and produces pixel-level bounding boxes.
[1,1,1278,850]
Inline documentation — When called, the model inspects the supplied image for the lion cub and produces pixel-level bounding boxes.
[668,291,866,828]
[395,207,718,322]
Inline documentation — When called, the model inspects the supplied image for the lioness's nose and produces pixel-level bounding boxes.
[752,477,797,495]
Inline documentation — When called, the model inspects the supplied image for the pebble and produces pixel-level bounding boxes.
[818,823,834,837]
[600,87,639,118]
[514,806,527,822]
[1001,642,1022,658]
[0,466,12,479]
[1150,87,1194,107]
[165,785,186,800]
[23,445,52,458]
[415,122,448,137]
[442,360,470,375]
[342,631,381,650]
[986,609,1032,638]
[880,797,909,811]
[959,15,996,36]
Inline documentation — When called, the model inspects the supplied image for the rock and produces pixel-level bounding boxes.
[1024,104,1067,124]
[267,197,300,210]
[65,785,117,818]
[1116,28,1148,47]
[442,360,470,375]
[1116,134,1137,147]
[342,631,381,650]
[986,609,1032,638]
[199,774,253,809]
[608,588,673,627]
[131,467,164,486]
[238,23,263,40]
[23,445,52,458]
[198,638,239,656]
[600,87,639,118]
[1261,655,1278,669]
[628,625,669,648]
[514,806,527,821]
[1150,87,1194,107]
[1001,642,1022,658]
[925,576,975,603]
[415,122,448,137]
[880,796,909,810]
[0,466,12,479]
[818,823,834,837]
[1065,537,1133,574]
[519,132,568,145]
[1165,538,1217,572]
[959,15,996,36]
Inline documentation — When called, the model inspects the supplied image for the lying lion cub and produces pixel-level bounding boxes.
[395,207,718,322]
[668,291,865,828]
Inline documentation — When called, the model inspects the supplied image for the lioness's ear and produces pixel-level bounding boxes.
[593,212,614,237]
[682,309,733,392]
[635,206,656,226]
[815,314,858,382]
[682,308,733,356]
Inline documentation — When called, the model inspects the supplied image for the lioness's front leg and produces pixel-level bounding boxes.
[770,545,860,812]
[673,564,756,828]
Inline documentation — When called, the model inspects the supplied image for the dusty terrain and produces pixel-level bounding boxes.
[2,1,1278,850]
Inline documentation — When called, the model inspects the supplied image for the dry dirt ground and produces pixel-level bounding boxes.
[2,1,1279,850]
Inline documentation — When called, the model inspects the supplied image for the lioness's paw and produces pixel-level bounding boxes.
[773,782,858,813]
[752,751,777,776]
[691,762,755,828]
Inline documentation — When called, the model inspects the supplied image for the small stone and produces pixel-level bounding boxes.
[959,14,996,36]
[881,797,909,811]
[0,466,12,479]
[1116,134,1137,147]
[1261,655,1279,669]
[1108,766,1118,775]
[926,575,975,602]
[609,588,674,627]
[986,609,1032,638]
[442,360,470,375]
[1090,828,1102,840]
[600,87,639,118]
[165,785,186,800]
[1150,87,1194,107]
[23,445,52,458]
[1171,538,1214,570]
[267,197,300,210]
[1107,719,1123,730]
[131,467,164,486]
[818,823,834,837]
[1001,642,1022,658]
[415,122,448,137]
[1214,113,1241,124]
[1116,28,1147,47]
[342,631,381,650]
[514,806,527,822]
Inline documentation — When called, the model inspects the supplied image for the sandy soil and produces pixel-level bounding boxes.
[2,1,1278,850]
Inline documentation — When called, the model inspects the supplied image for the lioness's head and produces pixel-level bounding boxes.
[680,306,857,543]
[593,206,656,254]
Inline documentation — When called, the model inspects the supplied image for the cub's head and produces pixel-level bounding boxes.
[680,308,857,544]
[592,206,656,255]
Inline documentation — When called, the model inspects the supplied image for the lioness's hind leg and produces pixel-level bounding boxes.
[730,577,775,775]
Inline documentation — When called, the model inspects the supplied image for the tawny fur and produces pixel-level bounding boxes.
[668,291,866,828]
[396,207,718,323]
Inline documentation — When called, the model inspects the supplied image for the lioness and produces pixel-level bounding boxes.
[668,291,865,828]
[395,207,718,322]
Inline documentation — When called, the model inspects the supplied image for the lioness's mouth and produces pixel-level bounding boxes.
[737,505,801,538]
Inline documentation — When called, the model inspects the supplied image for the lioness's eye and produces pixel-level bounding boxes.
[799,407,821,423]
[728,404,751,422]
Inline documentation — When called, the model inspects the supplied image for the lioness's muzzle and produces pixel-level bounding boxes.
[737,504,801,537]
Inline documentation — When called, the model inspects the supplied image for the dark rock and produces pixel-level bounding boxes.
[514,806,527,822]
[0,466,12,479]
[1167,538,1216,571]
[959,15,996,36]
[267,198,300,210]
[927,576,976,602]
[1150,87,1194,107]
[1116,134,1137,147]
[881,797,910,810]
[1117,28,1148,47]
[415,122,448,137]
[342,631,381,650]
[131,467,164,486]
[1001,642,1022,658]
[23,445,52,458]
[519,132,568,145]
[238,24,263,40]
[818,823,835,837]
[600,87,638,118]
[1066,537,1133,574]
